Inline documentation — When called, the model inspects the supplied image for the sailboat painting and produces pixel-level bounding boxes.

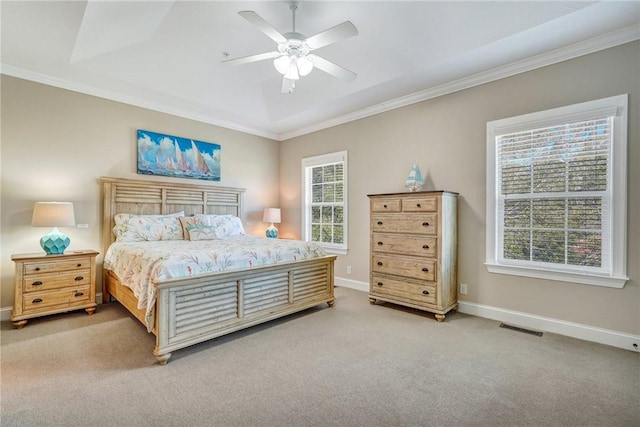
[404,162,424,192]
[137,130,221,181]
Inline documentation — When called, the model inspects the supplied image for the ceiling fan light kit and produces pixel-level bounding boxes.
[222,3,358,93]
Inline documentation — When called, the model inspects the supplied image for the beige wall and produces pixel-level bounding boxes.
[280,41,640,335]
[0,76,280,309]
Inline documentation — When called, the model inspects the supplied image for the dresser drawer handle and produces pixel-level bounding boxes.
[417,203,421,208]
[422,267,429,272]
[74,291,84,297]
[383,204,388,208]
[377,282,383,286]
[422,245,430,249]
[422,222,430,226]
[377,221,383,225]
[32,298,43,304]
[422,290,430,295]
[377,241,383,246]
[77,263,82,267]
[377,262,383,266]
[32,281,43,286]
[34,267,41,271]
[74,276,84,281]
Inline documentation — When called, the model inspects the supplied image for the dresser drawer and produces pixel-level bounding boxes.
[23,270,91,293]
[23,285,91,311]
[372,254,436,282]
[372,233,437,257]
[371,274,436,305]
[372,214,437,235]
[402,197,438,212]
[23,257,91,274]
[371,198,401,212]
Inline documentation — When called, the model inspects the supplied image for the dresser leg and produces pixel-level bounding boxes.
[156,352,172,365]
[12,319,27,329]
[369,297,376,304]
[85,307,96,315]
[435,314,445,322]
[327,299,335,307]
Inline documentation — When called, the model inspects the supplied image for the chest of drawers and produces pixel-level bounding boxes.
[368,191,458,321]
[11,250,99,328]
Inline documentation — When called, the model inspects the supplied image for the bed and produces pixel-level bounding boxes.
[101,177,336,364]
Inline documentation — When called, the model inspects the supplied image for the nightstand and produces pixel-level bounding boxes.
[11,250,99,328]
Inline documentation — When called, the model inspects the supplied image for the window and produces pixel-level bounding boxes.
[302,151,348,254]
[486,95,628,288]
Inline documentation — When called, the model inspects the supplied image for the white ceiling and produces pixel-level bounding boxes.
[2,1,639,140]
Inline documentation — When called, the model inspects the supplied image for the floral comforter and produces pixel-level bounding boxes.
[104,237,326,330]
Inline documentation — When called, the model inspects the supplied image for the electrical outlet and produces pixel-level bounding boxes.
[346,266,352,275]
[77,224,89,229]
[459,283,468,295]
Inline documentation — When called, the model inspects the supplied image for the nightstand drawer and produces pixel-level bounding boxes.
[23,270,91,292]
[23,285,91,311]
[372,254,436,282]
[371,274,436,305]
[23,257,91,274]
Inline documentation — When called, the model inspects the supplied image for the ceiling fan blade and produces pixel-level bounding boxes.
[305,21,358,50]
[281,77,296,94]
[238,11,287,44]
[308,54,357,82]
[222,51,279,65]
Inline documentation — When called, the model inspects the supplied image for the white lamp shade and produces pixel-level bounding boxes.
[297,56,313,76]
[263,208,281,224]
[32,202,76,227]
[274,55,290,75]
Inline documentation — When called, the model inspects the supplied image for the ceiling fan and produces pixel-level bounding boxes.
[222,3,358,94]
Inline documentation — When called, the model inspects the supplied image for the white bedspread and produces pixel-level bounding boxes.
[104,237,326,330]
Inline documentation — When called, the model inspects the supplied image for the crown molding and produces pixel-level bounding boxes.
[2,24,638,142]
[279,24,640,141]
[0,63,280,141]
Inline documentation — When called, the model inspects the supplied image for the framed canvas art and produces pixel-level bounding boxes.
[137,130,221,181]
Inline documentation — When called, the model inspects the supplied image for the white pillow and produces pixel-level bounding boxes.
[113,212,185,242]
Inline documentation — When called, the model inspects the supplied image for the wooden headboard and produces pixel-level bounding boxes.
[101,177,245,256]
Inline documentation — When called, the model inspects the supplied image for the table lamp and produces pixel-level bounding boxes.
[263,208,281,238]
[32,202,76,254]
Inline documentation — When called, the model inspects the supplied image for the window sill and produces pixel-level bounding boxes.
[323,247,347,255]
[485,263,627,289]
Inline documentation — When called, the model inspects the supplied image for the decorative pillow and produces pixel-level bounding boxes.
[179,216,209,240]
[204,215,246,238]
[186,225,218,241]
[113,212,185,242]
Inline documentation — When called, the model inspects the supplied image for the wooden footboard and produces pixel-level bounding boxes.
[105,255,335,364]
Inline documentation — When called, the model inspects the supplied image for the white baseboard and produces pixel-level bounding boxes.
[458,300,640,353]
[335,276,369,292]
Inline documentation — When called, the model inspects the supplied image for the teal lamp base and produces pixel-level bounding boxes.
[265,223,279,239]
[40,227,70,254]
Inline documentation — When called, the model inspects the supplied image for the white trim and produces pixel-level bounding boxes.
[485,263,628,288]
[280,24,640,140]
[457,300,640,353]
[335,276,369,293]
[2,25,638,142]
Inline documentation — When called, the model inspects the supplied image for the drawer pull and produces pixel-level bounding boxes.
[74,276,84,281]
[34,267,41,271]
[417,203,421,208]
[383,204,388,208]
[377,262,383,266]
[377,241,383,246]
[32,281,43,286]
[422,267,429,272]
[377,282,383,286]
[422,290,430,295]
[32,298,43,304]
[77,263,82,267]
[422,245,430,249]
[422,222,430,226]
[74,291,84,297]
[377,221,383,225]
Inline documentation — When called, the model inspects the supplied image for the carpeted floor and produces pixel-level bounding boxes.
[1,287,638,427]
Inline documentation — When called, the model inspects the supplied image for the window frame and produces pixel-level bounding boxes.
[301,151,348,254]
[486,94,628,288]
